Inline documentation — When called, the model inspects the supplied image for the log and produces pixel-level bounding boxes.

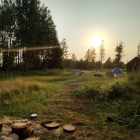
[63,124,75,133]
[0,123,2,132]
[11,123,28,134]
[44,122,59,130]
[19,128,33,138]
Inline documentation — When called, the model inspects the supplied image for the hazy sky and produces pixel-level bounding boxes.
[41,0,140,63]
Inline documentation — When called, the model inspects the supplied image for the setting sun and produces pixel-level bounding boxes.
[91,36,103,48]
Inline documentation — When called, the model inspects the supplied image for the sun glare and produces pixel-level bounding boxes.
[91,36,103,48]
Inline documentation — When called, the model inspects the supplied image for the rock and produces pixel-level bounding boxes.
[0,136,7,140]
[63,124,75,133]
[44,122,59,130]
[0,130,11,137]
[3,138,12,140]
[11,123,28,135]
[21,119,28,123]
[9,133,19,140]
[30,114,37,118]
[13,121,21,123]
[1,117,13,125]
[19,128,33,138]
[33,125,48,134]
[25,137,40,140]
[27,122,32,126]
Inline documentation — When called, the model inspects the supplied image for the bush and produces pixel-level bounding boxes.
[107,82,129,100]
[84,85,101,98]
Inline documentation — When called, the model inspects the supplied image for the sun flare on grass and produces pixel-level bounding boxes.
[91,36,103,48]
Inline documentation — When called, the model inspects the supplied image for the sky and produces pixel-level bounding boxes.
[41,0,140,63]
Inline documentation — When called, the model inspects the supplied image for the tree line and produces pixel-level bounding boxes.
[0,0,63,71]
[61,39,125,69]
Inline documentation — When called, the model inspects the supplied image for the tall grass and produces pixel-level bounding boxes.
[73,72,140,128]
[0,71,75,118]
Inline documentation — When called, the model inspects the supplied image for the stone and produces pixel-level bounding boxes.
[25,137,40,140]
[9,133,19,140]
[28,122,32,126]
[0,136,7,140]
[33,125,48,134]
[3,138,12,140]
[30,114,37,118]
[21,119,28,123]
[13,121,21,123]
[0,130,11,137]
[1,117,13,125]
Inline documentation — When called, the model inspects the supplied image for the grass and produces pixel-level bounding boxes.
[0,70,75,118]
[0,69,140,139]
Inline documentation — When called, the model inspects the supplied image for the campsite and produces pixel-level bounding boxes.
[0,69,140,140]
[0,0,140,139]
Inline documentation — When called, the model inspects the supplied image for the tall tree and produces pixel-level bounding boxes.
[115,42,124,67]
[71,53,76,68]
[99,40,105,69]
[0,0,16,70]
[60,39,70,68]
[103,57,113,68]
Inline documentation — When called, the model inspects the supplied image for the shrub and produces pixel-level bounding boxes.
[107,82,129,100]
[84,85,101,98]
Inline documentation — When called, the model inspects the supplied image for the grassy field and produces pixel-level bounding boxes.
[0,70,140,140]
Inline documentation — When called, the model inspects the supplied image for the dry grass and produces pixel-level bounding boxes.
[0,77,42,99]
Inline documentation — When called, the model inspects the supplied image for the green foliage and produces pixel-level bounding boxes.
[84,85,101,98]
[0,70,74,117]
[107,82,129,100]
[115,42,124,67]
[0,0,62,70]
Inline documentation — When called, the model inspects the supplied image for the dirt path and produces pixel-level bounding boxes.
[38,80,97,139]
[39,80,124,140]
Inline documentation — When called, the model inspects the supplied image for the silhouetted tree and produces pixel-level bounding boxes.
[99,40,105,69]
[115,42,124,67]
[71,53,76,68]
[60,39,70,68]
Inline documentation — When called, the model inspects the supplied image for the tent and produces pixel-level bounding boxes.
[112,68,122,74]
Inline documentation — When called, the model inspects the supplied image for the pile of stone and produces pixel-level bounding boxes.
[0,117,39,140]
[0,117,76,140]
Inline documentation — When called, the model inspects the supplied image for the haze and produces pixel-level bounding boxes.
[41,0,140,63]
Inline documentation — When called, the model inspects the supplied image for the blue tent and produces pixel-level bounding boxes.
[112,68,122,74]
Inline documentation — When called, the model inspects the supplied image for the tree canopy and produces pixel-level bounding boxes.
[0,0,62,70]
